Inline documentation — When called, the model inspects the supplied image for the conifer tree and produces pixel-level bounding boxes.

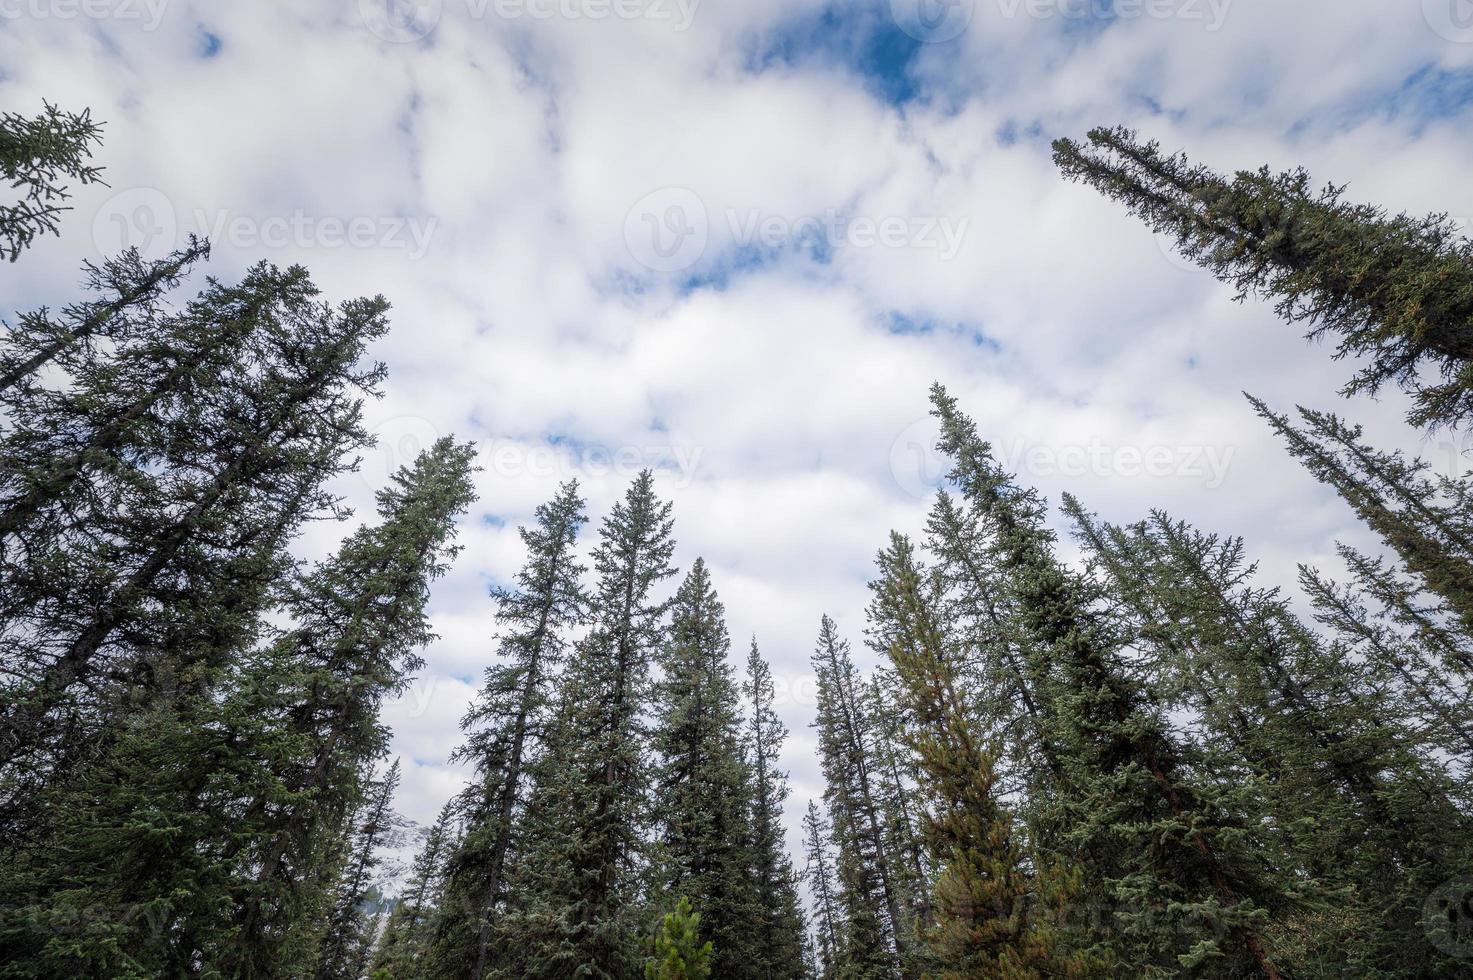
[645,896,714,980]
[508,470,676,979]
[803,800,843,980]
[1251,396,1473,637]
[1301,553,1473,764]
[374,800,458,979]
[429,480,588,979]
[810,615,906,977]
[867,532,1084,979]
[742,640,810,980]
[649,559,761,978]
[929,383,1287,978]
[861,675,930,942]
[0,236,208,394]
[0,101,104,261]
[0,266,393,978]
[0,260,384,787]
[1053,126,1473,428]
[223,438,477,978]
[1064,499,1473,974]
[314,759,406,980]
[922,490,1059,795]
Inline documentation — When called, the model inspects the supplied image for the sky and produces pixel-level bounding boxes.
[5,0,1473,872]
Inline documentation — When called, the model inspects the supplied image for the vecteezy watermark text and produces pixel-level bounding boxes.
[93,187,438,260]
[623,187,969,273]
[996,0,1232,30]
[889,419,1236,500]
[360,0,700,42]
[487,440,704,489]
[0,0,169,30]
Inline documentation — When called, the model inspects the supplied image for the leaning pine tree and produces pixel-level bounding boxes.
[1053,126,1473,429]
[223,438,478,979]
[868,531,1088,979]
[930,383,1289,978]
[429,480,589,980]
[507,470,677,979]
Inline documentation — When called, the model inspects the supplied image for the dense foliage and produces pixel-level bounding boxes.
[2,116,1470,978]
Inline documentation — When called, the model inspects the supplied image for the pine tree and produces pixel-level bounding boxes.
[429,480,588,979]
[0,260,382,787]
[860,675,930,945]
[741,640,810,980]
[0,101,104,261]
[314,759,407,980]
[508,470,677,979]
[0,265,392,978]
[922,490,1060,796]
[223,438,478,978]
[650,559,761,979]
[1053,126,1473,428]
[1065,499,1473,974]
[867,532,1084,979]
[929,383,1288,978]
[1251,396,1473,637]
[645,896,713,980]
[0,236,208,394]
[810,615,905,978]
[802,800,843,980]
[374,800,458,979]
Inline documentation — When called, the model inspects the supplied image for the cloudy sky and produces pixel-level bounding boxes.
[6,0,1473,862]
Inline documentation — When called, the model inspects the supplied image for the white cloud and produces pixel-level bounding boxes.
[5,0,1470,878]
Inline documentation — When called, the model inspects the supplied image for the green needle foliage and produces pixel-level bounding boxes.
[1054,126,1473,429]
[645,896,713,980]
[0,102,104,261]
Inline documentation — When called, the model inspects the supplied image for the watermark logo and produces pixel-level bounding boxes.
[486,439,704,488]
[90,188,439,260]
[364,415,444,491]
[0,0,170,30]
[890,418,951,501]
[93,186,177,259]
[360,0,442,42]
[996,0,1231,30]
[1425,0,1473,43]
[1424,878,1473,958]
[624,187,709,273]
[890,0,974,42]
[624,188,970,273]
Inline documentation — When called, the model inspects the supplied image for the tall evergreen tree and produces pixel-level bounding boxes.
[741,639,810,980]
[0,101,104,261]
[314,759,407,980]
[508,470,676,979]
[922,490,1060,796]
[649,559,761,979]
[223,438,478,978]
[429,480,588,979]
[803,800,843,980]
[868,532,1085,979]
[929,383,1288,978]
[375,800,458,979]
[1065,499,1473,974]
[1053,126,1473,428]
[810,615,905,978]
[0,260,381,787]
[0,265,393,978]
[1251,396,1473,637]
